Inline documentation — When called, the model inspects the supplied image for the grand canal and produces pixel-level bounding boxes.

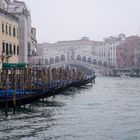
[0,77,140,140]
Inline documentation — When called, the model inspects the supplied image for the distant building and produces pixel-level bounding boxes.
[28,27,37,65]
[0,0,19,68]
[34,34,140,70]
[28,43,44,65]
[134,47,140,68]
[117,36,140,69]
[35,36,126,68]
[30,27,37,56]
[97,34,125,68]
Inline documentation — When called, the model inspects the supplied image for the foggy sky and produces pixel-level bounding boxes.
[21,0,140,43]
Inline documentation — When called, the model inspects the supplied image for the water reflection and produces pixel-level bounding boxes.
[0,85,93,140]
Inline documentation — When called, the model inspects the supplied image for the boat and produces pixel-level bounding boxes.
[0,75,95,108]
[120,73,130,78]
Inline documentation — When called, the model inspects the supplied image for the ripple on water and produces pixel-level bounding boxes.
[1,77,140,140]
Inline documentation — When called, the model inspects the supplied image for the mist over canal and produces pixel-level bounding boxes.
[0,77,140,140]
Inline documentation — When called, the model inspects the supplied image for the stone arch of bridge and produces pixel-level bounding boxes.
[52,59,110,74]
[52,53,109,70]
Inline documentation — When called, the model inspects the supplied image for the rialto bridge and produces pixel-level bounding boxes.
[42,51,111,75]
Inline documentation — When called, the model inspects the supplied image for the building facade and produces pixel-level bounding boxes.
[28,27,37,64]
[30,27,37,56]
[117,36,140,69]
[97,34,125,68]
[8,0,32,63]
[0,1,19,68]
[134,47,140,68]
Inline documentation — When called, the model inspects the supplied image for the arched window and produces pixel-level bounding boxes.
[82,56,86,62]
[87,58,92,64]
[93,59,97,65]
[103,62,107,67]
[49,58,54,64]
[55,56,59,63]
[98,60,102,66]
[76,55,81,61]
[45,59,48,65]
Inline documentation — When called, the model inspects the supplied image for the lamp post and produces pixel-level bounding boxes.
[0,51,6,68]
[38,58,41,66]
[1,53,4,64]
[6,55,12,63]
[0,51,12,69]
[91,64,94,77]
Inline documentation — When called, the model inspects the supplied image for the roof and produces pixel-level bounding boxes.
[40,38,103,48]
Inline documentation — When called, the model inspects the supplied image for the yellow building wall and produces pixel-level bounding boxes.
[0,12,19,67]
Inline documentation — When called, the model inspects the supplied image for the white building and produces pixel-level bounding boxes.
[97,34,125,68]
[29,27,37,56]
[8,0,31,63]
[28,27,37,65]
[133,45,140,68]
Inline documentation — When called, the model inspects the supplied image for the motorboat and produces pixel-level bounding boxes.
[120,73,130,78]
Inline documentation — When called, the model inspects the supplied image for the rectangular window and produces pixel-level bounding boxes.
[2,42,5,53]
[9,44,12,54]
[6,43,9,55]
[13,27,16,37]
[9,26,11,36]
[13,45,16,55]
[17,28,19,38]
[6,24,8,34]
[17,46,19,55]
[2,23,4,33]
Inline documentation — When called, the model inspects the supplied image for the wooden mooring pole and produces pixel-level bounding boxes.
[0,65,93,116]
[5,69,8,116]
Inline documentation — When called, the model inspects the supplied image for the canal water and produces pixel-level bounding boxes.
[0,77,140,140]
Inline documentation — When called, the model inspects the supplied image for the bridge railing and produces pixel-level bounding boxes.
[52,59,111,71]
